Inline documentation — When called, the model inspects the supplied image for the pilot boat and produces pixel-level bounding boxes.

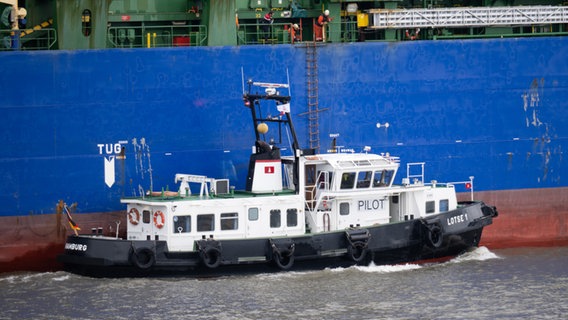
[58,76,497,277]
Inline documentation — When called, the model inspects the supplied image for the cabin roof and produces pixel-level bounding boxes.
[290,153,400,170]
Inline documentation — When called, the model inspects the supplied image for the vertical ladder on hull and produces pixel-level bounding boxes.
[305,42,320,152]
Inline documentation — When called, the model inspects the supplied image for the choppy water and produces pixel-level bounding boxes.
[1,247,566,320]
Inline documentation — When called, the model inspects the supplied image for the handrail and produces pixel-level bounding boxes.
[107,24,207,48]
[0,28,57,51]
[236,20,360,45]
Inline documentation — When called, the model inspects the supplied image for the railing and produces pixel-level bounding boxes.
[447,176,475,201]
[405,162,425,186]
[0,28,57,51]
[107,24,207,48]
[236,20,362,45]
[367,6,568,29]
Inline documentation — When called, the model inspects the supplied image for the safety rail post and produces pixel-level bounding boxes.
[406,162,425,185]
[447,176,475,201]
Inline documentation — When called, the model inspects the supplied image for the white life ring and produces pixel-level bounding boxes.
[153,211,165,229]
[128,208,140,225]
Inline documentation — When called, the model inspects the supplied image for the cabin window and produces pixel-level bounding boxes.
[270,209,281,228]
[286,208,298,227]
[197,214,215,232]
[384,170,394,186]
[356,171,372,188]
[339,202,350,215]
[221,212,238,230]
[373,170,394,187]
[340,172,356,189]
[248,207,259,221]
[439,199,449,212]
[426,201,436,214]
[142,210,151,224]
[391,195,399,204]
[173,215,191,233]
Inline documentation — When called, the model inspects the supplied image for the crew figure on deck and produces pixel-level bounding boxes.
[288,23,301,44]
[261,10,274,42]
[314,10,332,42]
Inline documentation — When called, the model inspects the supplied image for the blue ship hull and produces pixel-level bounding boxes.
[1,37,567,271]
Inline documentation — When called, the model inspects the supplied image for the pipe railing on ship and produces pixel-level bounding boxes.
[236,20,360,45]
[446,176,475,201]
[107,24,207,48]
[0,28,57,51]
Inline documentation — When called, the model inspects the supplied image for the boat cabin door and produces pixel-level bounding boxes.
[304,165,316,210]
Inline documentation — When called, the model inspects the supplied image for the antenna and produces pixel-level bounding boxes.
[286,68,291,96]
[241,67,245,95]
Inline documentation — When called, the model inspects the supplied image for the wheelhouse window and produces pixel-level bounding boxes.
[340,172,356,189]
[248,207,259,221]
[142,210,151,224]
[270,209,281,228]
[197,214,215,232]
[173,215,191,233]
[340,202,350,216]
[286,208,298,227]
[373,169,394,187]
[220,212,238,230]
[356,171,372,188]
[426,201,436,214]
[439,199,449,212]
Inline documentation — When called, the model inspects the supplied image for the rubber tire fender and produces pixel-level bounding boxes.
[201,247,222,269]
[131,247,155,270]
[273,250,295,270]
[428,224,444,248]
[348,241,370,264]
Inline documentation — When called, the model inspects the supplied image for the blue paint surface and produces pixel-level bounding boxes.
[1,37,566,215]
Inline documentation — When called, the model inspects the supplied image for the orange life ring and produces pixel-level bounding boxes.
[128,208,140,225]
[153,210,165,229]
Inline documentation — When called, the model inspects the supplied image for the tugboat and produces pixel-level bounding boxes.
[59,76,498,277]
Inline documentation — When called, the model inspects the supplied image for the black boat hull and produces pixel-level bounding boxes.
[58,201,497,277]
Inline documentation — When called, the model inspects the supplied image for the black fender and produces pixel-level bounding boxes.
[347,241,371,264]
[130,247,155,270]
[200,246,222,269]
[427,223,444,248]
[270,239,295,270]
[273,250,295,270]
[345,229,372,264]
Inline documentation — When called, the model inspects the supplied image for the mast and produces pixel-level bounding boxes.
[242,76,302,193]
[242,78,300,155]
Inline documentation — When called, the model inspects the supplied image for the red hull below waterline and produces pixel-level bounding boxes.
[0,211,126,274]
[467,187,568,248]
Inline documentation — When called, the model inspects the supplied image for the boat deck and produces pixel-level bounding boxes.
[122,189,298,203]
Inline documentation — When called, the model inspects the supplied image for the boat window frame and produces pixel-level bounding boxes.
[248,207,259,221]
[270,209,281,228]
[286,208,298,227]
[197,214,215,232]
[173,215,191,233]
[220,212,239,230]
[142,210,151,224]
[356,171,372,188]
[340,172,356,189]
[426,201,436,214]
[339,202,350,216]
[439,199,449,212]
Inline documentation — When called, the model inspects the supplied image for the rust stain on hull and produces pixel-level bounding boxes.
[0,210,126,273]
[461,187,568,248]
